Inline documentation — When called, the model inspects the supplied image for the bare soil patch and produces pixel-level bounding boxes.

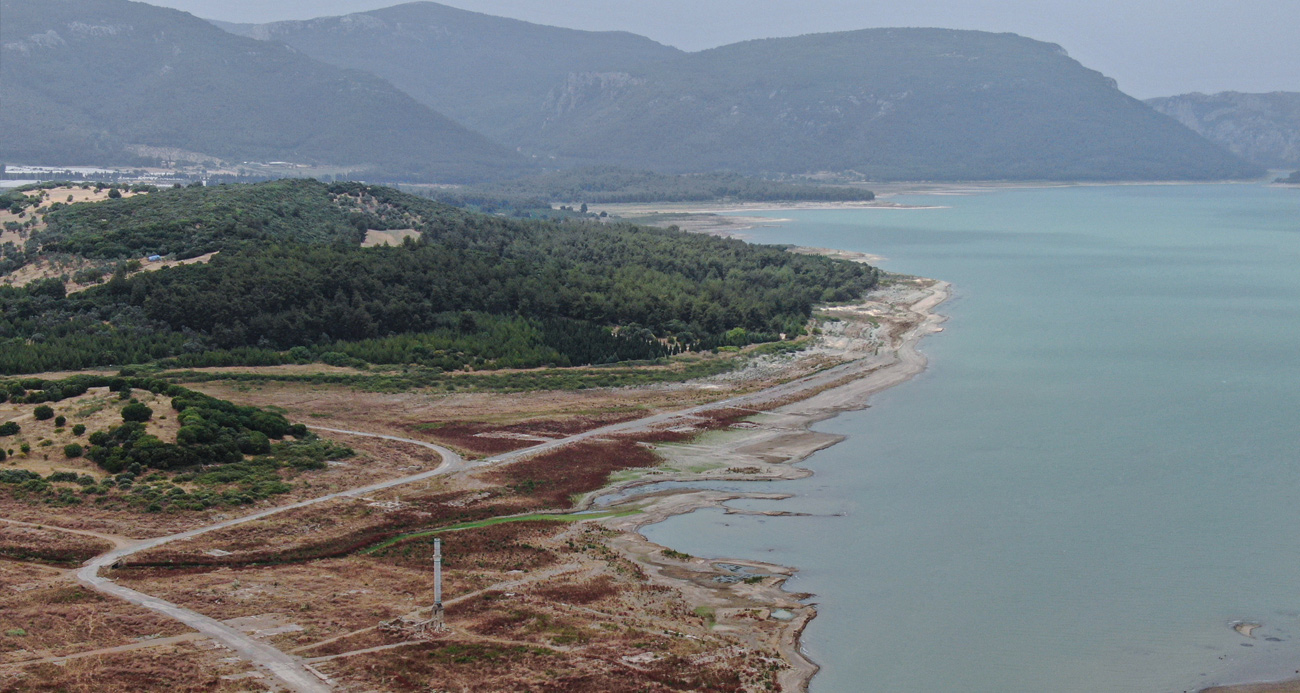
[362,228,421,247]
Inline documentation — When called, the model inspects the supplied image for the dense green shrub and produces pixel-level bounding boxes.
[121,403,153,422]
[33,405,54,420]
[63,443,83,458]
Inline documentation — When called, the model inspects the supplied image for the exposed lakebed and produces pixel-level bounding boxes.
[643,183,1300,692]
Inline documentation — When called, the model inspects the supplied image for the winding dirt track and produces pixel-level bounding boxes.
[65,281,950,692]
[75,435,466,693]
[70,375,854,691]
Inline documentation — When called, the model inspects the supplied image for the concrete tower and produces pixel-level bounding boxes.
[432,537,445,628]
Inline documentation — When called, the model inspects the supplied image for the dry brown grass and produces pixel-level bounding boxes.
[186,379,709,442]
[110,557,441,650]
[0,583,189,663]
[313,524,771,691]
[0,524,112,565]
[414,412,643,457]
[0,558,63,586]
[0,387,177,480]
[99,515,786,691]
[0,186,150,291]
[0,644,263,692]
[374,520,563,574]
[0,430,447,538]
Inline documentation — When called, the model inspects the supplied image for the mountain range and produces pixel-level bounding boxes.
[0,0,530,182]
[214,2,682,145]
[218,5,1262,181]
[1,0,1267,182]
[1146,92,1300,169]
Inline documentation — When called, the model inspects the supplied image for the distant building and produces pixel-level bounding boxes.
[147,255,163,262]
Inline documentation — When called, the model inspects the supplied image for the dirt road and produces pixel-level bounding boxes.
[65,279,951,692]
[75,435,466,693]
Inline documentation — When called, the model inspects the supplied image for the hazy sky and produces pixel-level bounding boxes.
[150,0,1298,98]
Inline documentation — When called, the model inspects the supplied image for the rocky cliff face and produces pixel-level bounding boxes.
[1147,92,1300,168]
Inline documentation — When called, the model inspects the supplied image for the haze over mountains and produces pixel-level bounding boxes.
[223,3,1259,181]
[1,0,1268,182]
[0,0,530,182]
[1147,92,1300,169]
[214,2,682,145]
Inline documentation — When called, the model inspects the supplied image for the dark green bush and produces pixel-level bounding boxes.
[121,403,153,422]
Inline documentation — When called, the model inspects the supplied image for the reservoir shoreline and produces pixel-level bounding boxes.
[610,182,1300,692]
[588,273,950,691]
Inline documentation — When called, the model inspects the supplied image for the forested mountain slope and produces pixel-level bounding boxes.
[0,0,530,182]
[1146,92,1300,168]
[224,13,1258,181]
[215,1,683,143]
[0,180,877,374]
[524,29,1260,180]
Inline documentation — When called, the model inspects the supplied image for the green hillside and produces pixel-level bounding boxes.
[216,1,684,143]
[1146,92,1300,168]
[34,179,430,260]
[526,29,1261,180]
[0,180,878,375]
[0,0,531,182]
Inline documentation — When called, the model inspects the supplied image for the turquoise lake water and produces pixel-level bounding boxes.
[641,184,1300,692]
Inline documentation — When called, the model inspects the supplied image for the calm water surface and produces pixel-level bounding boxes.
[642,184,1300,692]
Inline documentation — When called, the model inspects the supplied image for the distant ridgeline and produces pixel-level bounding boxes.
[416,167,876,211]
[225,7,1262,182]
[1278,171,1300,184]
[1147,92,1300,169]
[0,180,878,375]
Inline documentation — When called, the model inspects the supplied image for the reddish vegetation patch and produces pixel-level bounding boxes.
[0,525,112,565]
[490,440,661,507]
[414,413,643,456]
[416,422,538,455]
[534,576,621,606]
[631,407,753,445]
[374,520,564,572]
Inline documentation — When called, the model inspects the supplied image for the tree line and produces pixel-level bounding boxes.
[0,180,878,375]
